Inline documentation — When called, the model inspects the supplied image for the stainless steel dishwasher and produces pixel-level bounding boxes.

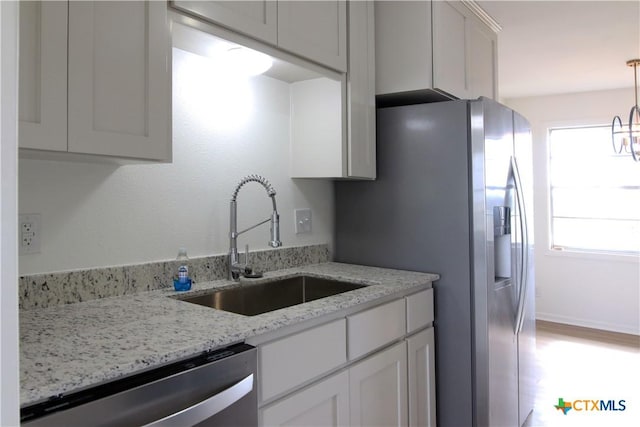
[21,343,257,426]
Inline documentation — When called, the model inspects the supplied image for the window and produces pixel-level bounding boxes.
[548,125,640,254]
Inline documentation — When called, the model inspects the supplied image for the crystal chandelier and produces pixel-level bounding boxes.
[612,59,640,162]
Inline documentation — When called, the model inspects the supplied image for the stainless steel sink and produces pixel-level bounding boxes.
[178,276,366,316]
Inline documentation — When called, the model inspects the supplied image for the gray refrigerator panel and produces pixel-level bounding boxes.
[335,100,475,427]
[335,98,535,427]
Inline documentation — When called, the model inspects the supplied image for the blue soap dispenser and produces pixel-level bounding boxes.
[174,247,192,291]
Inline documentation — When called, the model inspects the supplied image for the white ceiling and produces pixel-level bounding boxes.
[477,0,640,99]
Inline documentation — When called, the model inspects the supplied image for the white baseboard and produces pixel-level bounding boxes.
[536,311,640,336]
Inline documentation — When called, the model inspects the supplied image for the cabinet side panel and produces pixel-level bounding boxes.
[347,0,376,179]
[290,77,344,177]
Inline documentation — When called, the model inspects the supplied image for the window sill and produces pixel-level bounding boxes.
[544,247,640,264]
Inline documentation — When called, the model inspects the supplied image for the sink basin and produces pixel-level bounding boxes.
[178,275,366,316]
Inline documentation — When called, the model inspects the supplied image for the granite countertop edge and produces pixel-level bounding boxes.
[20,262,439,407]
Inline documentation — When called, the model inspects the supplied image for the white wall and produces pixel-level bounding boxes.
[506,88,640,335]
[1,1,20,424]
[19,48,334,275]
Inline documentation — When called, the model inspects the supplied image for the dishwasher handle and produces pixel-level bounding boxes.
[142,373,254,427]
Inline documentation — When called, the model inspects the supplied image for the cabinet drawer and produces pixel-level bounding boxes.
[347,299,406,360]
[406,288,434,334]
[259,319,347,402]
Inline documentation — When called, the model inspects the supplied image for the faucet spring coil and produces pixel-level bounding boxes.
[231,174,276,201]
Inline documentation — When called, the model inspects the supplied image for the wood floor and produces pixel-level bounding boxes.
[525,320,640,427]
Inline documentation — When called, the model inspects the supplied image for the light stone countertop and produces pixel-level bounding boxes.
[20,262,439,407]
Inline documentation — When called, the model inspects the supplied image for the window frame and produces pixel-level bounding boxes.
[546,123,640,259]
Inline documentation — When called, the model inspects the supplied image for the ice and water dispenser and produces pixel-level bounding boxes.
[493,206,512,281]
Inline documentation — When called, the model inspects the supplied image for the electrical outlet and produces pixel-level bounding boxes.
[19,214,41,255]
[295,209,312,234]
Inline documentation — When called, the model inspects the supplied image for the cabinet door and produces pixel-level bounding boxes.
[68,1,171,161]
[171,1,277,44]
[347,0,376,179]
[432,0,470,99]
[278,1,347,72]
[260,370,349,426]
[469,15,498,100]
[408,328,437,427]
[374,0,432,96]
[19,1,67,151]
[349,341,408,426]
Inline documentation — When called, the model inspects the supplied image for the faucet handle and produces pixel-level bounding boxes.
[242,245,263,278]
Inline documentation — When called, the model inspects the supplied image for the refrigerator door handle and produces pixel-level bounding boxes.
[512,156,529,334]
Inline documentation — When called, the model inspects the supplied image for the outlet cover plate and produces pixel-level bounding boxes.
[295,208,312,234]
[19,213,41,255]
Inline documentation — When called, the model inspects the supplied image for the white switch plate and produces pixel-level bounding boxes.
[19,213,41,255]
[295,208,312,234]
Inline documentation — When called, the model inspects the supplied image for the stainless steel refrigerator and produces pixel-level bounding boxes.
[334,98,536,427]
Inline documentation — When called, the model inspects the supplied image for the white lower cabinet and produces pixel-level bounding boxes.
[257,289,435,427]
[349,341,408,427]
[260,342,409,427]
[260,370,350,427]
[408,328,437,427]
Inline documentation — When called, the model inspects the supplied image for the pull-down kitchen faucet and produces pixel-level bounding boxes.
[229,175,281,280]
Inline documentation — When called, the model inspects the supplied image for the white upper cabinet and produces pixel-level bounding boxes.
[469,13,498,99]
[278,1,347,72]
[19,1,68,152]
[289,0,375,179]
[374,1,432,98]
[68,1,171,160]
[171,0,346,72]
[171,0,373,179]
[432,0,470,99]
[19,1,171,162]
[171,1,277,44]
[376,0,499,102]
